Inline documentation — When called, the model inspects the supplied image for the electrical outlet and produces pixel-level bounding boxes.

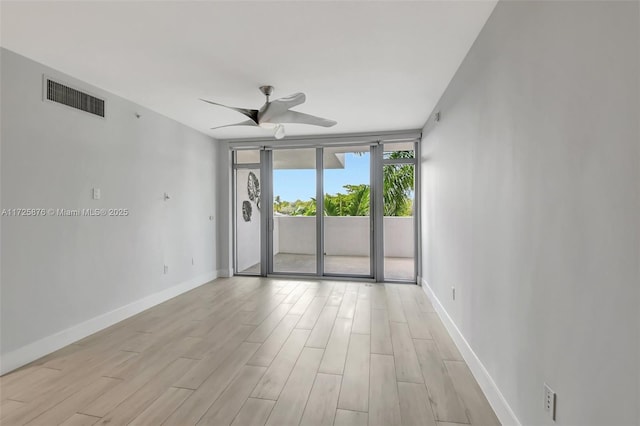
[544,383,556,421]
[191,257,194,266]
[163,265,169,274]
[452,287,456,300]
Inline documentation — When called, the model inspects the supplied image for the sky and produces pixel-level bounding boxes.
[274,152,370,201]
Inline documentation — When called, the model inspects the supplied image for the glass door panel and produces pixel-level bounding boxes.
[323,146,372,276]
[272,148,317,274]
[383,147,416,281]
[235,166,262,275]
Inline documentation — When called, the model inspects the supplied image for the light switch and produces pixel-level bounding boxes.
[93,188,101,200]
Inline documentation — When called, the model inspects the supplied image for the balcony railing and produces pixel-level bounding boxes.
[274,216,414,257]
[237,215,415,277]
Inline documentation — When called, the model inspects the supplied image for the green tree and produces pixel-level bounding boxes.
[341,184,370,216]
[323,194,343,216]
[383,151,414,216]
[273,150,414,217]
[294,198,316,216]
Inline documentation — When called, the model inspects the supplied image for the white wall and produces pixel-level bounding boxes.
[0,49,219,373]
[420,2,639,426]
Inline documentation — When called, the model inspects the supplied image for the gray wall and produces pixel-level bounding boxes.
[1,49,219,366]
[420,2,639,425]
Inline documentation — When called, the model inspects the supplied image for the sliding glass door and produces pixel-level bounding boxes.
[233,150,262,275]
[233,140,418,282]
[382,143,416,281]
[323,146,372,277]
[271,148,317,274]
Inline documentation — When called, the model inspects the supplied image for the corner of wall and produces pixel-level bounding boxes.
[420,277,521,426]
[217,269,232,278]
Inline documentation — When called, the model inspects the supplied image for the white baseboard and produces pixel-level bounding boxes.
[0,271,218,375]
[420,277,521,426]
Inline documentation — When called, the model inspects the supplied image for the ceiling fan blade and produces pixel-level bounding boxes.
[259,92,306,122]
[210,119,258,130]
[273,92,306,108]
[271,110,337,127]
[200,98,259,124]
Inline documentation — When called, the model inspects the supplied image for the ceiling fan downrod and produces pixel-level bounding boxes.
[259,85,274,103]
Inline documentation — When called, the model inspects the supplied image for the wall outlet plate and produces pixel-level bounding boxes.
[92,188,101,200]
[452,287,456,300]
[163,265,169,274]
[544,383,556,421]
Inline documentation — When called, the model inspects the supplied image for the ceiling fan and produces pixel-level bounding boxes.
[201,86,337,139]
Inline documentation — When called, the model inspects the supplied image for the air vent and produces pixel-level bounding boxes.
[45,78,105,118]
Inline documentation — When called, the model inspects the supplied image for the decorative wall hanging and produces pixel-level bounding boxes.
[242,200,252,222]
[248,171,261,211]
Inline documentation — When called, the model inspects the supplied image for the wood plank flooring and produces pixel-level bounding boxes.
[0,277,500,426]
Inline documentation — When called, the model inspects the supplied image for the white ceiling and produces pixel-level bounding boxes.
[1,1,496,140]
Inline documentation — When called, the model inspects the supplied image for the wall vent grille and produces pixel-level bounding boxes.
[45,78,105,117]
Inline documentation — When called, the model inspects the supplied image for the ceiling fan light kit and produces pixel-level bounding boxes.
[201,85,337,139]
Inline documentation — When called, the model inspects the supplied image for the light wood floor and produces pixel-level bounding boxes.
[0,277,500,426]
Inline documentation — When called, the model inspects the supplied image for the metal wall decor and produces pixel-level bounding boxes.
[248,171,261,210]
[242,201,252,222]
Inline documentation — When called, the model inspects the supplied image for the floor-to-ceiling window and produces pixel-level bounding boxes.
[322,146,372,277]
[271,148,317,274]
[232,137,418,282]
[233,149,262,275]
[382,142,416,281]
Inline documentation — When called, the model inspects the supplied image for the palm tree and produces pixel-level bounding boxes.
[323,194,343,216]
[383,151,414,216]
[297,198,316,216]
[343,184,370,216]
[282,150,414,217]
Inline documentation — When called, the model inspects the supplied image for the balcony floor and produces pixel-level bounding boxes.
[241,253,415,281]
